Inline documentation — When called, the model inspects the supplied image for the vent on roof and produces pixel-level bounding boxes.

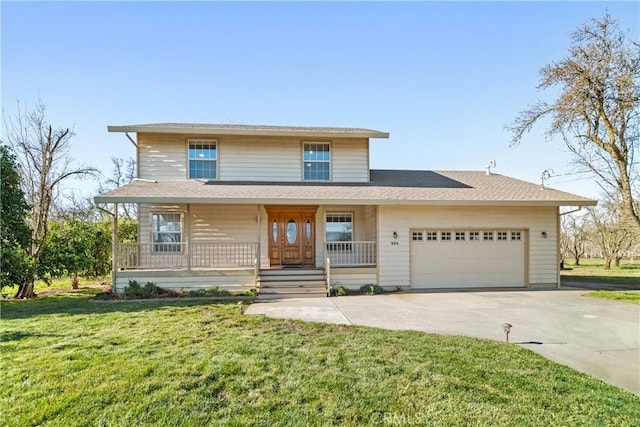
[486,160,497,175]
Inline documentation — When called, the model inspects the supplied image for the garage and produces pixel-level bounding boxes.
[410,229,526,288]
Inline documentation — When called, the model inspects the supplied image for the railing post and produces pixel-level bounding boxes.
[325,257,331,297]
[186,242,191,271]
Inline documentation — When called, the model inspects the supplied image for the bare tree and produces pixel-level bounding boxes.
[3,100,97,298]
[585,204,634,270]
[561,214,589,266]
[508,14,640,230]
[96,157,137,219]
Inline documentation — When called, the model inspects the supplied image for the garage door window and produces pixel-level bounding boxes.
[469,231,480,241]
[441,232,452,241]
[426,231,437,241]
[455,231,466,241]
[511,231,522,241]
[497,231,508,241]
[483,231,494,241]
[412,232,423,241]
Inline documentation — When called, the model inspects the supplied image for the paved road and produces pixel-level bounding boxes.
[246,289,640,395]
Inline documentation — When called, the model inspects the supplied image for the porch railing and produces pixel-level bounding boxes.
[115,242,259,270]
[325,241,376,266]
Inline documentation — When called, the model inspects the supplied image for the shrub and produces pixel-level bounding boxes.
[186,287,231,297]
[334,286,348,296]
[123,280,170,298]
[242,288,257,297]
[360,284,385,295]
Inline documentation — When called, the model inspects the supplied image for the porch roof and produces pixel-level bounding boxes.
[94,170,597,207]
[107,123,389,139]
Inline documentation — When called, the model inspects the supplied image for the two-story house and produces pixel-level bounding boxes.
[95,123,596,296]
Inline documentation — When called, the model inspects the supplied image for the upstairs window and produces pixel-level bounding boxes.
[303,142,330,181]
[152,213,182,252]
[189,140,217,179]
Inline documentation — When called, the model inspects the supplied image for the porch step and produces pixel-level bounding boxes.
[257,268,328,298]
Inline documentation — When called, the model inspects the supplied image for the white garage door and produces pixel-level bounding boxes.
[410,230,526,288]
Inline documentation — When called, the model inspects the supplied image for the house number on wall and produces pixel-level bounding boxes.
[390,241,399,246]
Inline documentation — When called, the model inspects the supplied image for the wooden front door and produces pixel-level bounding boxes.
[266,206,317,267]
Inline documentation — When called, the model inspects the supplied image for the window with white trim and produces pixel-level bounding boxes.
[152,213,182,252]
[188,140,217,179]
[497,231,508,241]
[469,231,480,241]
[303,142,330,181]
[483,231,494,241]
[426,231,438,241]
[511,231,522,241]
[455,231,466,241]
[441,231,452,241]
[326,213,352,250]
[412,231,423,241]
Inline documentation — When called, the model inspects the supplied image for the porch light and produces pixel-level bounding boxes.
[502,323,512,343]
[541,231,548,238]
[393,231,398,239]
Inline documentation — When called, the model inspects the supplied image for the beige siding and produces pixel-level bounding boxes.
[220,136,301,181]
[364,205,377,241]
[138,133,187,180]
[331,268,378,289]
[137,133,370,182]
[332,138,369,182]
[378,206,558,288]
[190,204,259,243]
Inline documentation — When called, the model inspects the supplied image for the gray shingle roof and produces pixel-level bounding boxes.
[94,170,597,207]
[107,123,389,139]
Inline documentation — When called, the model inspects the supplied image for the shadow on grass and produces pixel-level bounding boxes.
[561,275,640,288]
[1,289,245,321]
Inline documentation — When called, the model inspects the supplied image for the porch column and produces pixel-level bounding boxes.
[186,204,191,271]
[112,203,118,291]
[256,205,261,268]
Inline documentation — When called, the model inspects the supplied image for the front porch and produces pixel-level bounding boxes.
[110,203,379,293]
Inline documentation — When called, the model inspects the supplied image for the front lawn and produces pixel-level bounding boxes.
[2,289,639,426]
[587,290,640,305]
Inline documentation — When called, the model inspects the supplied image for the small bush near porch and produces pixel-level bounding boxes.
[2,290,639,426]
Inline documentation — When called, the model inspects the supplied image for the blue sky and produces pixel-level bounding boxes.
[2,1,638,200]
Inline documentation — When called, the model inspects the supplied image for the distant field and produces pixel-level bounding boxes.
[561,258,640,286]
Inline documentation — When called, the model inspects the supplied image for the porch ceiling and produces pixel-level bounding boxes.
[94,170,597,207]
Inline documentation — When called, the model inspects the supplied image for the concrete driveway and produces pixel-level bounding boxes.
[246,289,640,395]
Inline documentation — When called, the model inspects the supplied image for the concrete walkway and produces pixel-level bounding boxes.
[246,289,640,395]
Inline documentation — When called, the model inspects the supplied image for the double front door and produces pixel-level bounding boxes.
[266,206,317,267]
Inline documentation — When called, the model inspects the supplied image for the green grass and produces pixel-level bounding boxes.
[561,258,640,285]
[587,290,640,304]
[2,289,639,426]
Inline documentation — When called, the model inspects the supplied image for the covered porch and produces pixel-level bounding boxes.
[106,201,379,292]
